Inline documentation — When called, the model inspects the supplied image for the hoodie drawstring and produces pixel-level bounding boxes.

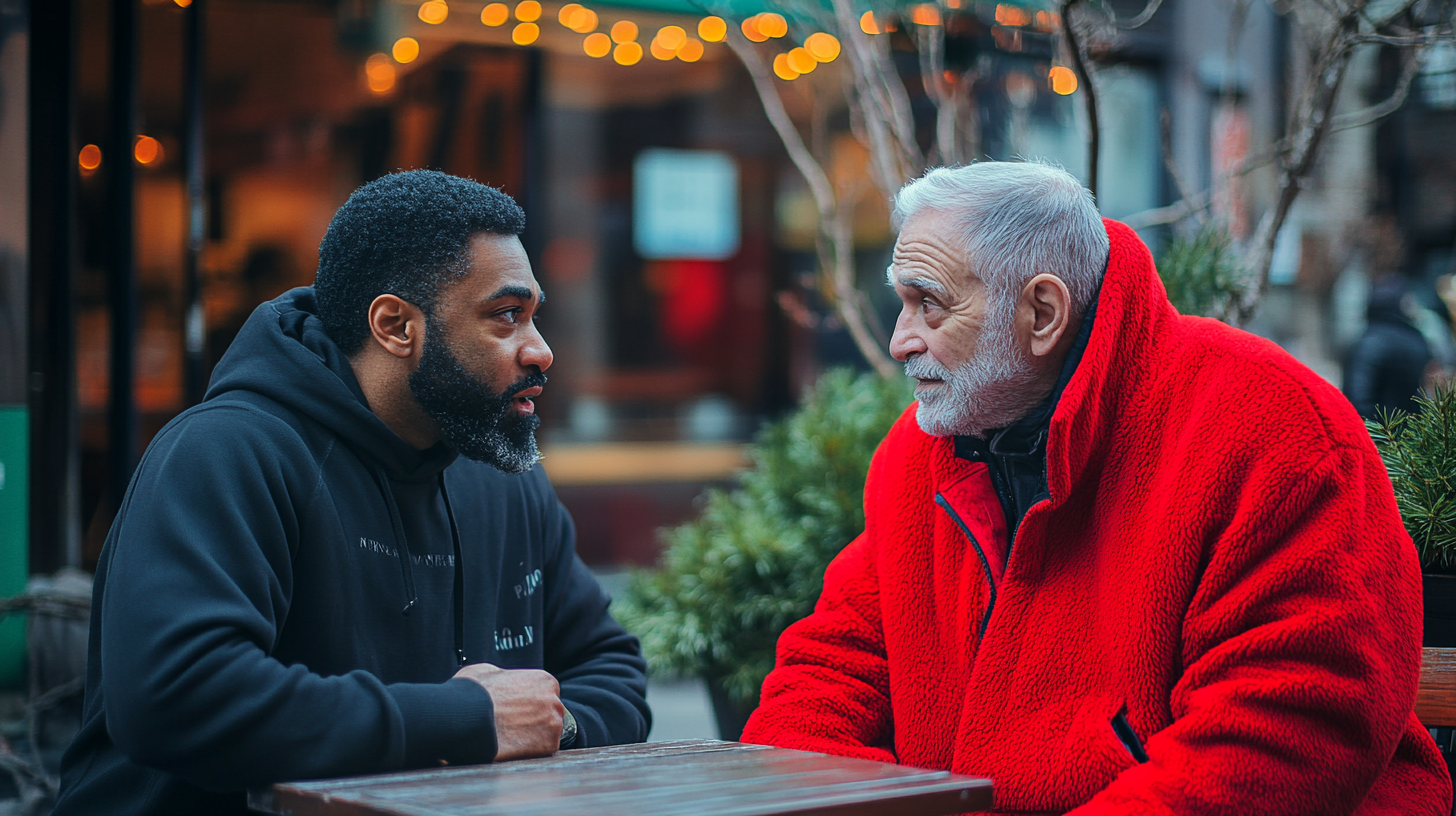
[438,472,468,667]
[369,466,418,615]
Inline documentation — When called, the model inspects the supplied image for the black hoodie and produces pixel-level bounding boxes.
[55,288,650,815]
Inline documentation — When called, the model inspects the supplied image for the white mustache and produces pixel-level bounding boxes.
[904,354,952,381]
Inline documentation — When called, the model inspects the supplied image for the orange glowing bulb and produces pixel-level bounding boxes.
[610,19,637,42]
[78,144,102,171]
[1048,65,1077,94]
[513,22,539,43]
[911,4,940,25]
[481,3,508,25]
[514,0,541,21]
[567,6,597,31]
[772,53,799,80]
[655,25,686,50]
[758,12,787,37]
[583,31,611,56]
[741,15,768,42]
[859,10,881,34]
[557,3,582,24]
[393,37,421,62]
[365,53,397,92]
[697,16,726,42]
[787,47,816,74]
[677,37,704,62]
[613,40,643,64]
[133,135,161,165]
[804,32,840,62]
[418,0,448,24]
[650,39,675,60]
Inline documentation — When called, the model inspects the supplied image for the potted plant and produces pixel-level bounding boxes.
[614,369,912,738]
[1368,385,1456,646]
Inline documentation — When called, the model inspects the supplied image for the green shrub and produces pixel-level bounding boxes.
[1367,385,1456,573]
[614,369,914,705]
[1157,225,1246,319]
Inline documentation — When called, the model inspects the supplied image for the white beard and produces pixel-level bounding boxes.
[904,302,1046,438]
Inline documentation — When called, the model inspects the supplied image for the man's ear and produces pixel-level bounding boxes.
[1019,274,1073,359]
[366,294,426,360]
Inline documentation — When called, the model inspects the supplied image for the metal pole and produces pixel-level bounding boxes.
[27,0,81,570]
[108,0,138,506]
[182,0,207,405]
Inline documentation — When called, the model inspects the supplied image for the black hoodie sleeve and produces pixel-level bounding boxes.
[535,479,651,747]
[97,405,497,790]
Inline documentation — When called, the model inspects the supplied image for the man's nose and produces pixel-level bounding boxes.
[521,326,553,373]
[889,313,925,363]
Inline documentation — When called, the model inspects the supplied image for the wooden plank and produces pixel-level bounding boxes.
[1416,647,1456,727]
[249,740,993,816]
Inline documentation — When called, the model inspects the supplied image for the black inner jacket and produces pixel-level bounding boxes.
[54,287,649,816]
[954,294,1098,550]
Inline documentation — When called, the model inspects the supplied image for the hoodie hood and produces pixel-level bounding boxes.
[206,286,456,483]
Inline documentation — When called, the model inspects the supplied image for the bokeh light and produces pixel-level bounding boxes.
[697,16,726,43]
[558,3,581,24]
[741,16,768,42]
[78,144,102,172]
[677,37,704,62]
[655,25,686,50]
[133,135,162,165]
[757,13,787,37]
[418,0,448,25]
[650,39,675,60]
[584,31,611,57]
[787,47,816,74]
[393,37,421,62]
[804,32,840,62]
[911,4,940,25]
[772,53,798,80]
[173,0,192,7]
[481,3,508,25]
[567,6,597,32]
[1049,65,1078,94]
[515,1,541,22]
[513,22,539,43]
[995,4,1032,26]
[613,41,643,64]
[859,11,881,34]
[610,20,638,43]
[365,53,397,93]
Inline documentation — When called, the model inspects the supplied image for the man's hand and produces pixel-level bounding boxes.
[454,663,565,761]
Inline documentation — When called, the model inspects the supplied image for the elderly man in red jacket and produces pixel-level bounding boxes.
[739,161,1452,815]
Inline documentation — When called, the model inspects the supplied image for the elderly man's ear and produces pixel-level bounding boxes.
[1020,274,1074,358]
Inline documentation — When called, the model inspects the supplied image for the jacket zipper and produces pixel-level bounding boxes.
[935,493,998,637]
[1111,708,1149,763]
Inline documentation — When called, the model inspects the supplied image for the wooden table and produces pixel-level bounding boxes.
[248,740,994,816]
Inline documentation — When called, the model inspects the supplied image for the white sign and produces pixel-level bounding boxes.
[633,149,740,260]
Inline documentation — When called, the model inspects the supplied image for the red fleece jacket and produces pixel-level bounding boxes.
[740,220,1452,815]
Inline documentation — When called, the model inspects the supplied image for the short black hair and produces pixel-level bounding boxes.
[315,170,526,355]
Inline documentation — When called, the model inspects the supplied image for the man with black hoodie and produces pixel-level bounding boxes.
[54,171,651,814]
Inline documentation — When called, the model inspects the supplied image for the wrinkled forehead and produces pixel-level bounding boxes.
[887,209,977,293]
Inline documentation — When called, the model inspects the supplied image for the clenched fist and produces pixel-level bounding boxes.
[454,663,565,761]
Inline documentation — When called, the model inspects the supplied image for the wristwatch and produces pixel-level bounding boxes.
[559,708,578,748]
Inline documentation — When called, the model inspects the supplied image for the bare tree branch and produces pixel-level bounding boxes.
[1060,0,1100,197]
[1327,39,1422,132]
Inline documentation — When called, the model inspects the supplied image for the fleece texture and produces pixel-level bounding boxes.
[740,220,1452,815]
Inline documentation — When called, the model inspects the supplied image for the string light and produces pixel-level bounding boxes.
[757,13,787,37]
[481,2,508,25]
[584,31,611,56]
[995,4,1031,26]
[558,3,582,24]
[610,20,638,42]
[613,41,643,64]
[650,39,675,60]
[655,25,686,50]
[911,4,940,25]
[173,0,191,7]
[772,53,799,80]
[566,6,597,32]
[418,0,448,24]
[787,47,816,74]
[859,11,881,34]
[78,144,102,171]
[513,21,539,43]
[804,32,840,62]
[741,16,768,42]
[1048,65,1077,94]
[697,16,726,42]
[365,53,396,93]
[514,0,541,22]
[393,37,420,62]
[677,37,704,62]
[134,135,162,165]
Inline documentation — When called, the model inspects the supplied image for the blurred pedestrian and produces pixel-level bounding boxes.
[1344,275,1432,418]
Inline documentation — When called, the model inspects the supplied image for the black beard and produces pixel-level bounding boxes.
[407,321,545,473]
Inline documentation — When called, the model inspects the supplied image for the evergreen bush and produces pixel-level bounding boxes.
[614,369,914,705]
[1367,385,1456,573]
[1157,225,1246,319]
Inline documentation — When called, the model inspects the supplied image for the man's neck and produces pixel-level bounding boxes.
[350,349,442,451]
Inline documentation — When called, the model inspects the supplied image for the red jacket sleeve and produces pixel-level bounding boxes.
[739,533,897,763]
[1071,443,1444,815]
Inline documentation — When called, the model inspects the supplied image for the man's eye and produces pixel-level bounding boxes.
[497,308,522,323]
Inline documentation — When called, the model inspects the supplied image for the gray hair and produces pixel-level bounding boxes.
[891,160,1109,315]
